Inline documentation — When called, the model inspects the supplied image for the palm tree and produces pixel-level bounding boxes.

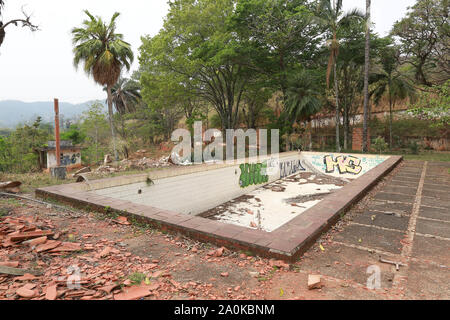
[362,0,371,152]
[371,46,415,150]
[105,77,141,159]
[285,70,323,150]
[72,10,133,161]
[316,0,364,152]
[108,77,141,115]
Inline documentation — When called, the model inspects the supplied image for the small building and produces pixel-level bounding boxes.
[36,140,82,171]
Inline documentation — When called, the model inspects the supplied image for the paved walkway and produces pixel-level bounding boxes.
[281,160,450,299]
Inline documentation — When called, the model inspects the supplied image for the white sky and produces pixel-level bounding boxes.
[0,0,416,104]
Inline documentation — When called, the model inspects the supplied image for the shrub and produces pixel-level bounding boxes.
[372,136,388,154]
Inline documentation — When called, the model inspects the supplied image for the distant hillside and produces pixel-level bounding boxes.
[0,100,106,128]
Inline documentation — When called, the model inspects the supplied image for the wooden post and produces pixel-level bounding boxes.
[50,98,66,179]
[54,98,60,166]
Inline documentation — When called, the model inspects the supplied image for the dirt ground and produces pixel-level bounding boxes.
[0,160,448,300]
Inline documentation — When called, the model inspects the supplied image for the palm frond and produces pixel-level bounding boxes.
[72,10,133,86]
[285,70,323,123]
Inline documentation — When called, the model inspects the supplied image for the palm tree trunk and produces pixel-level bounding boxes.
[106,85,119,161]
[334,60,340,152]
[362,0,371,152]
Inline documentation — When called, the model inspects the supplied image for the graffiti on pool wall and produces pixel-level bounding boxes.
[324,155,362,175]
[280,160,305,178]
[239,163,269,188]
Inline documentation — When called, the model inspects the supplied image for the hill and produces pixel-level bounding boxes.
[0,100,106,128]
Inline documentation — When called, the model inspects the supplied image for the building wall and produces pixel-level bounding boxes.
[46,149,82,170]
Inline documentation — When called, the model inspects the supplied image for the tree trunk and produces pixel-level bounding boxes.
[362,0,371,152]
[389,96,394,151]
[343,104,348,150]
[106,85,119,161]
[334,60,340,152]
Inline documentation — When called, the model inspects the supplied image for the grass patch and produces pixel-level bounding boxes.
[0,198,23,208]
[128,272,147,285]
[0,172,73,194]
[402,151,450,162]
[0,207,10,217]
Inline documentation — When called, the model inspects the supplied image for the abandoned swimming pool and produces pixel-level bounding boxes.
[36,151,402,261]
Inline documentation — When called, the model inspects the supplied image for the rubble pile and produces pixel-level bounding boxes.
[0,214,174,300]
[72,150,173,177]
[118,155,171,171]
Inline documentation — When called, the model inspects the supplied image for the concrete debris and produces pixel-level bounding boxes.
[112,216,131,225]
[103,154,112,165]
[0,181,21,193]
[307,274,322,290]
[169,152,192,166]
[72,166,91,177]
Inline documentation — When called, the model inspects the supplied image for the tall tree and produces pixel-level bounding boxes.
[241,83,273,129]
[106,77,141,158]
[0,0,38,49]
[362,0,371,152]
[391,0,449,86]
[371,45,416,149]
[140,0,249,131]
[285,69,323,150]
[72,10,133,161]
[231,0,322,102]
[316,0,364,152]
[334,18,365,150]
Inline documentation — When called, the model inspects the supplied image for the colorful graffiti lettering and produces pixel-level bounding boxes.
[280,160,305,178]
[323,155,362,175]
[239,163,269,188]
[60,153,81,166]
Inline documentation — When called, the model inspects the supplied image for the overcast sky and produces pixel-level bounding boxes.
[0,0,416,104]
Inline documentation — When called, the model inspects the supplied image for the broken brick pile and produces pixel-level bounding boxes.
[0,199,322,300]
[0,214,178,300]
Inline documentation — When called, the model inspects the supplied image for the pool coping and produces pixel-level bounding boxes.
[35,155,403,262]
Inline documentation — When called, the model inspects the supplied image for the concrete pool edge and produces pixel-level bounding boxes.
[35,155,403,262]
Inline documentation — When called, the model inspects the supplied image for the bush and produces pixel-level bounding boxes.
[408,141,419,154]
[372,136,388,154]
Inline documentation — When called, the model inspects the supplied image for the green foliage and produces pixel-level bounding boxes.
[72,10,134,160]
[409,80,450,130]
[408,141,419,155]
[140,0,250,130]
[391,0,449,86]
[372,136,388,154]
[60,125,86,145]
[232,0,322,95]
[72,10,133,87]
[285,69,323,123]
[107,77,141,115]
[128,272,147,285]
[79,102,110,165]
[0,117,51,173]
